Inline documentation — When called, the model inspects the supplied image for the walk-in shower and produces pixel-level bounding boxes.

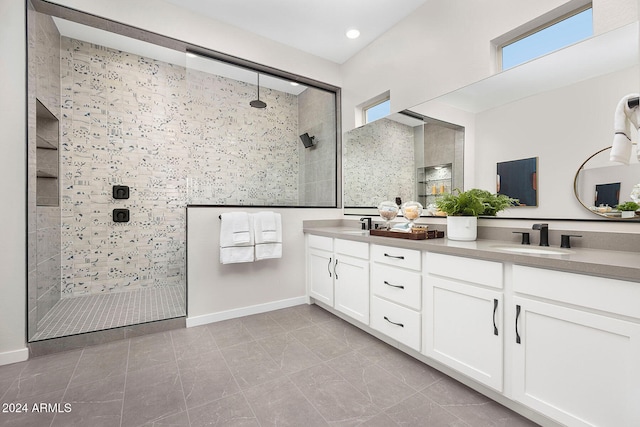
[27,2,338,344]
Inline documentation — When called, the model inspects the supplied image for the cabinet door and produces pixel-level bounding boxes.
[424,276,503,391]
[308,248,334,306]
[512,297,640,427]
[334,254,370,324]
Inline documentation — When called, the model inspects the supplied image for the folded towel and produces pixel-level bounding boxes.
[254,211,282,244]
[611,93,640,164]
[220,212,253,247]
[610,132,632,164]
[255,243,282,261]
[220,246,255,264]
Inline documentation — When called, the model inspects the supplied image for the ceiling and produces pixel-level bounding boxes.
[162,0,429,64]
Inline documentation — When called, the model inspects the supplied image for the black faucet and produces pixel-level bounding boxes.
[360,217,372,230]
[532,223,549,246]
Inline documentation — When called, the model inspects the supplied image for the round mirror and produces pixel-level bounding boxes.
[574,145,640,219]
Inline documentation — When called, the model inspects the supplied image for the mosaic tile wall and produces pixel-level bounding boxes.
[59,37,309,297]
[298,88,337,206]
[27,9,62,339]
[343,118,416,207]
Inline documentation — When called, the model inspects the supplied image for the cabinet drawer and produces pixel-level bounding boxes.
[308,234,333,251]
[371,245,421,271]
[335,238,369,259]
[371,296,421,351]
[371,264,421,310]
[513,265,640,319]
[426,252,503,289]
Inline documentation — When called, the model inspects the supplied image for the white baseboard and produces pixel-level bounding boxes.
[186,296,308,328]
[0,347,29,366]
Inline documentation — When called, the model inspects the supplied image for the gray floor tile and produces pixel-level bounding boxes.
[327,351,415,409]
[356,412,400,427]
[440,400,539,427]
[289,363,380,426]
[206,318,254,349]
[188,393,259,427]
[0,389,63,427]
[68,339,129,387]
[171,325,217,362]
[291,303,336,324]
[257,332,323,374]
[220,341,285,389]
[128,331,175,372]
[267,307,315,331]
[384,393,464,426]
[52,374,125,427]
[3,364,75,402]
[319,319,380,351]
[241,312,286,340]
[121,360,186,427]
[422,377,491,406]
[244,376,328,427]
[373,347,443,391]
[140,411,190,426]
[289,324,353,361]
[177,349,239,409]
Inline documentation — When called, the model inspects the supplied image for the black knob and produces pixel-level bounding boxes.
[512,231,530,245]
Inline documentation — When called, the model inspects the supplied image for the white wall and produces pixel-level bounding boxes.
[0,0,28,364]
[186,208,341,326]
[340,0,637,132]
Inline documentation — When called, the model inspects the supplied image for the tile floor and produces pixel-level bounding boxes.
[1,304,539,427]
[32,286,186,341]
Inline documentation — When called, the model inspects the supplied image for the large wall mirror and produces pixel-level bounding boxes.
[343,112,464,215]
[367,19,639,220]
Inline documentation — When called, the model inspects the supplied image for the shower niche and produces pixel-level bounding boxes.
[35,99,59,207]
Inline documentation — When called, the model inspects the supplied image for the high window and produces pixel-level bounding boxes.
[364,98,391,123]
[500,6,593,70]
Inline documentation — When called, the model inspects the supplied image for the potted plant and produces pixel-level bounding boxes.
[436,188,517,241]
[616,201,639,218]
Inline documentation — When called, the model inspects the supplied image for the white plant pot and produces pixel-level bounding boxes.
[621,211,636,218]
[446,216,478,241]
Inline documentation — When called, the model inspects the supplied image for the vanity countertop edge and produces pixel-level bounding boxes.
[303,225,640,284]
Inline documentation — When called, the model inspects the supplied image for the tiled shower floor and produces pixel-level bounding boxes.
[31,286,186,341]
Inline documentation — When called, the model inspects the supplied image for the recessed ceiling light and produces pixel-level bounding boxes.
[346,29,360,39]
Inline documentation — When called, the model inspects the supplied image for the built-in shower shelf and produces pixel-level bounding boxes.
[35,99,59,207]
[36,134,57,150]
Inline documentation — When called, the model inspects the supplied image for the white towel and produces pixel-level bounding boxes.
[220,212,254,264]
[253,212,282,244]
[255,243,282,261]
[611,93,639,164]
[253,211,282,260]
[220,246,254,264]
[220,212,253,246]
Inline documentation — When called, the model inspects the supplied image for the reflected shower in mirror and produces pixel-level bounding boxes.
[497,157,538,207]
[574,145,640,219]
[343,112,464,215]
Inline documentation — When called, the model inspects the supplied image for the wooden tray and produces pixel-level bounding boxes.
[369,229,444,240]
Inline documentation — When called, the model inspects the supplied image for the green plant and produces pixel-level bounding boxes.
[616,201,640,211]
[436,188,517,216]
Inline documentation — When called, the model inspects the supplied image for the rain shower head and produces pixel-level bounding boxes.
[250,73,267,109]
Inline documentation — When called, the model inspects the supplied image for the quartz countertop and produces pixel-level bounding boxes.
[303,225,640,283]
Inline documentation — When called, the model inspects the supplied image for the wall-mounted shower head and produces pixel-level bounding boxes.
[250,74,267,108]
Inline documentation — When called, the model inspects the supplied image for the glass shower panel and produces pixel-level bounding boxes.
[185,54,337,207]
[27,12,188,341]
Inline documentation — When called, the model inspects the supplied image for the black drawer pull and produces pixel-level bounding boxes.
[384,316,404,327]
[327,257,332,277]
[384,281,405,289]
[515,305,521,344]
[493,299,498,336]
[384,253,405,260]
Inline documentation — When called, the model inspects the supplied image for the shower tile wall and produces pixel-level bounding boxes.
[298,88,337,206]
[60,37,302,297]
[343,118,415,207]
[27,9,62,338]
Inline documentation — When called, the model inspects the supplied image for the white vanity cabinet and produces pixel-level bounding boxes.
[307,235,370,324]
[511,265,640,427]
[370,244,422,351]
[423,252,504,391]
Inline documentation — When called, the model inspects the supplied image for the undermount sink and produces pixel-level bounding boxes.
[491,245,571,255]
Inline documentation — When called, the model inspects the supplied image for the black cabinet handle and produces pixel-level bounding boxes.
[384,316,404,327]
[384,253,405,260]
[384,281,405,289]
[515,305,521,344]
[327,257,332,278]
[493,299,499,336]
[334,259,339,280]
